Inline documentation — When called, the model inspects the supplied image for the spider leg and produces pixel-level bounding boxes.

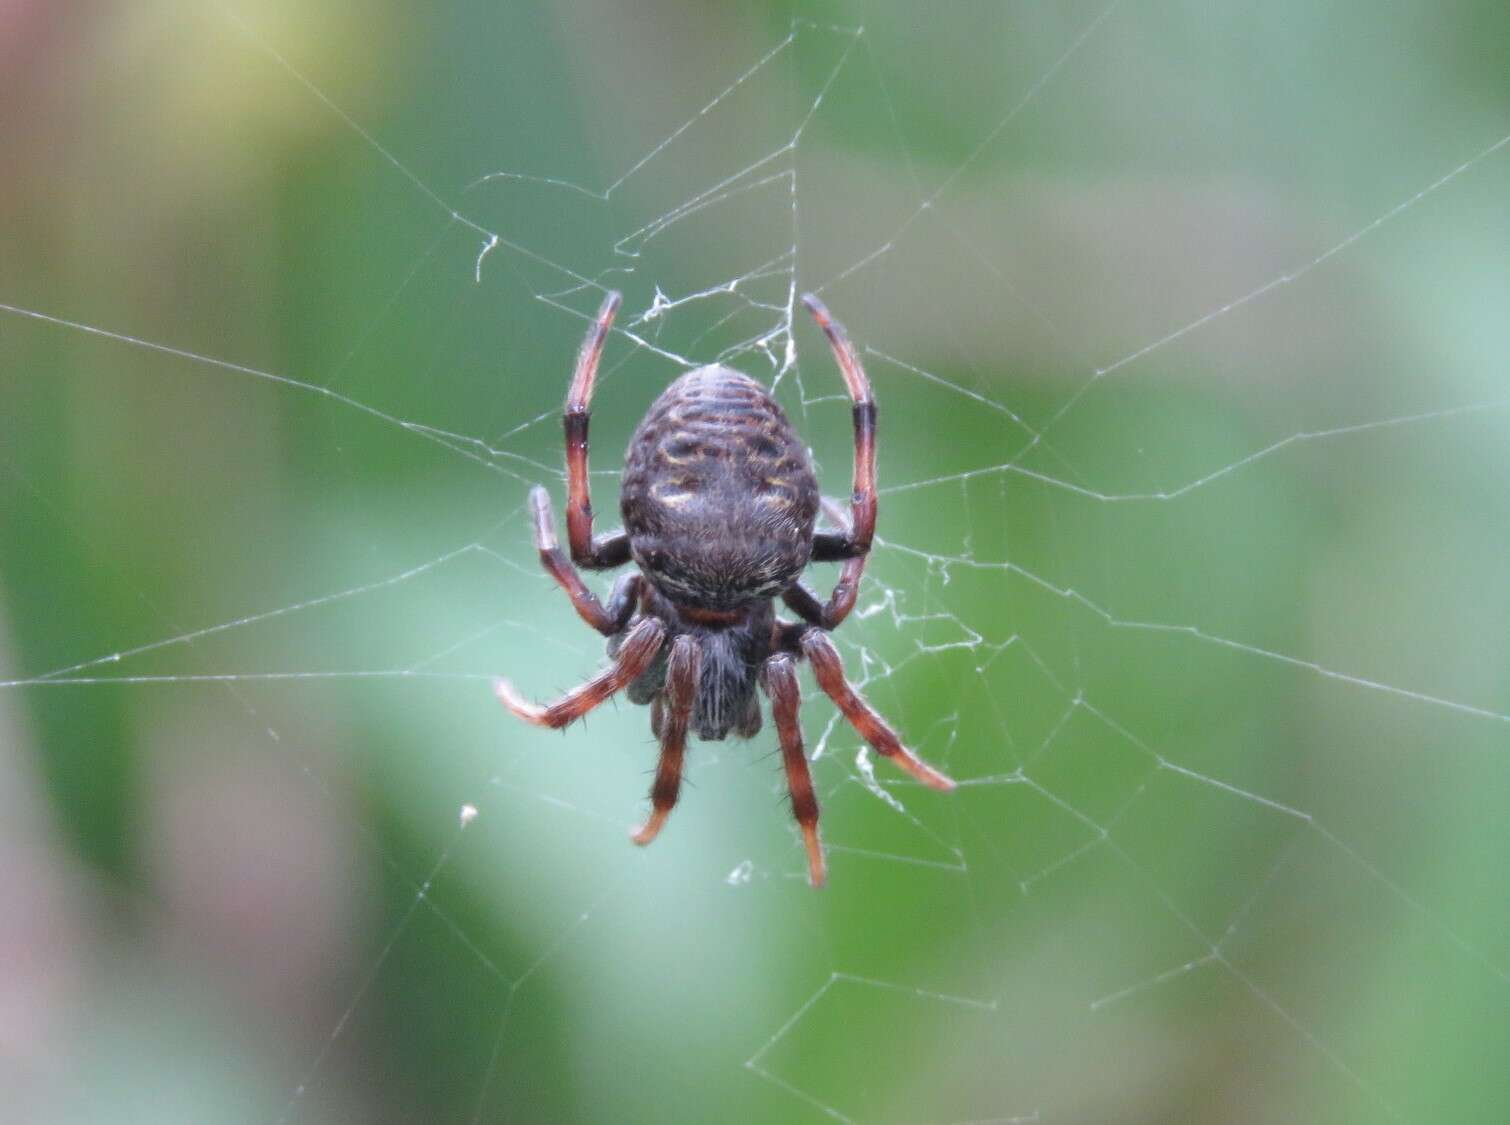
[781,582,835,631]
[563,290,632,569]
[529,485,640,635]
[762,653,826,887]
[496,618,665,729]
[631,635,700,847]
[811,496,857,562]
[773,616,808,654]
[800,629,955,791]
[796,294,877,626]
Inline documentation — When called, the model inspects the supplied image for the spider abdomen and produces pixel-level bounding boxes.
[621,365,819,610]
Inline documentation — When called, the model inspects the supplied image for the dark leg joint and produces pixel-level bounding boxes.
[649,774,680,810]
[563,410,590,453]
[852,400,877,435]
[811,532,863,562]
[788,782,819,827]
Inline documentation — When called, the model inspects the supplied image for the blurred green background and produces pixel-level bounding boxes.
[2,2,1507,1122]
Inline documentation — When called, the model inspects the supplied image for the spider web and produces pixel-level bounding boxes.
[2,1,1508,1122]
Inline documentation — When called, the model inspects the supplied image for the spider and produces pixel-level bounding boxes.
[495,291,954,887]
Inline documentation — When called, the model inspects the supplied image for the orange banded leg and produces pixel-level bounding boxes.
[763,654,826,887]
[800,630,954,791]
[529,485,638,635]
[563,290,630,569]
[631,635,700,846]
[798,294,878,628]
[496,618,665,729]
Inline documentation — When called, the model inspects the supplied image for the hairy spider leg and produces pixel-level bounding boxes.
[529,484,641,635]
[563,290,632,570]
[784,294,877,630]
[495,618,665,729]
[631,635,700,846]
[763,654,826,887]
[801,630,955,791]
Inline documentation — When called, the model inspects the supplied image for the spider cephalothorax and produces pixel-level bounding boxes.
[496,292,954,887]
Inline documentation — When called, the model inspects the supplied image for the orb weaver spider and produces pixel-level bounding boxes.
[497,292,954,886]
